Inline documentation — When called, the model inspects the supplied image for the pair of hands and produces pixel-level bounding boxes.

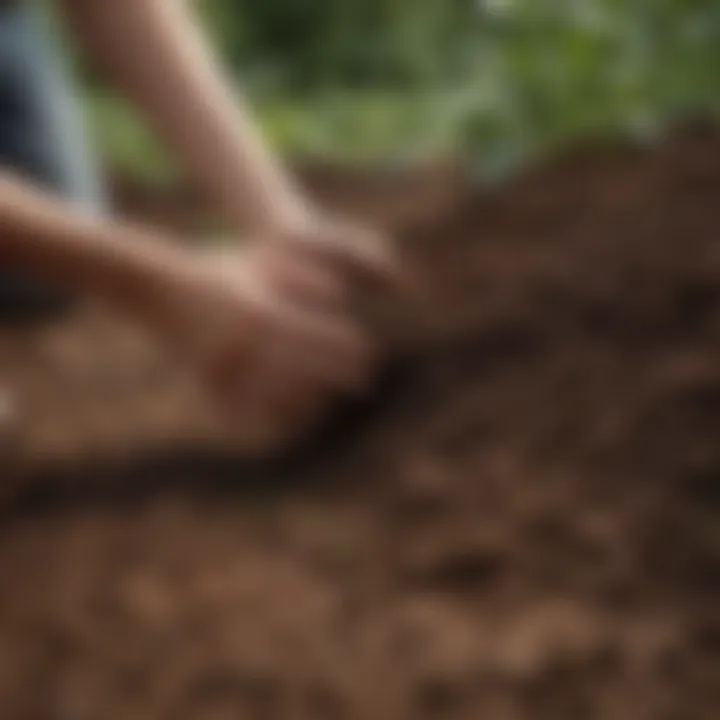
[161,213,401,451]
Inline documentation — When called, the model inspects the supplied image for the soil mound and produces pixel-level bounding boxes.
[0,124,719,718]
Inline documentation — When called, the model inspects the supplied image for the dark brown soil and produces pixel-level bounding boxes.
[1,125,720,719]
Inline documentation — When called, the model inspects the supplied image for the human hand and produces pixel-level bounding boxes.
[261,209,405,297]
[159,239,382,453]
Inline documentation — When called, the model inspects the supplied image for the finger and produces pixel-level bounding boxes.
[290,352,374,397]
[260,384,329,441]
[222,369,297,452]
[294,225,408,293]
[225,357,334,449]
[264,248,347,306]
[259,307,373,395]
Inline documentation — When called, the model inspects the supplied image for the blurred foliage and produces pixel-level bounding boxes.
[466,0,720,177]
[74,0,720,181]
[202,0,477,91]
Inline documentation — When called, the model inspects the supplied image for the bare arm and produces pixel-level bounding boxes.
[61,0,310,238]
[0,172,188,326]
[0,0,399,446]
[60,0,399,292]
[0,174,372,449]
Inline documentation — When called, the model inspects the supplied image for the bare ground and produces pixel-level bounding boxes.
[0,127,719,719]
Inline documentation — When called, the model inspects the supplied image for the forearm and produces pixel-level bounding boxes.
[62,0,310,236]
[0,173,190,326]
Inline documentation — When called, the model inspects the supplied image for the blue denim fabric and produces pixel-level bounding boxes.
[0,4,107,315]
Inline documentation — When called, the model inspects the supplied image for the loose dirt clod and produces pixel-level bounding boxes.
[0,124,719,718]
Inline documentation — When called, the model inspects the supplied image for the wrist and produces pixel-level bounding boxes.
[90,223,198,334]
